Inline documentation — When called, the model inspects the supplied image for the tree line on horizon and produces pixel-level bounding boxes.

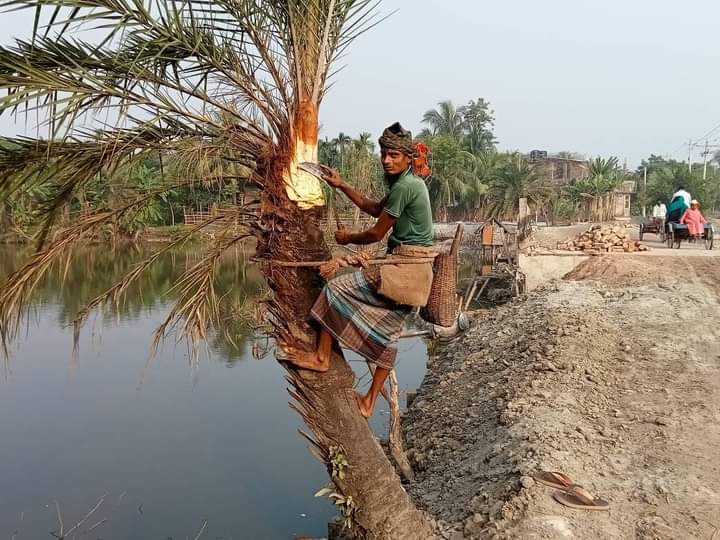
[319,98,720,224]
[4,99,720,242]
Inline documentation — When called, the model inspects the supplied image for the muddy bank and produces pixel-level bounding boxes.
[402,255,720,539]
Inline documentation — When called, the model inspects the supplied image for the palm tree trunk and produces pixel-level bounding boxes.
[254,105,434,539]
[289,355,432,538]
[256,188,434,538]
[605,194,610,221]
[594,196,601,223]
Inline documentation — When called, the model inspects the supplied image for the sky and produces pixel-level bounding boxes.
[2,0,720,167]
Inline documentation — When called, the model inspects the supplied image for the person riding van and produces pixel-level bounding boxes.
[680,199,707,241]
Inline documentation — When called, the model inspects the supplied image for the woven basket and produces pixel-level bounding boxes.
[421,224,464,327]
[422,252,458,327]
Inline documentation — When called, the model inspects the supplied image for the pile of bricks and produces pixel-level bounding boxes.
[558,224,649,254]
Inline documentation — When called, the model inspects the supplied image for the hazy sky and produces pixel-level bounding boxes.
[2,0,720,166]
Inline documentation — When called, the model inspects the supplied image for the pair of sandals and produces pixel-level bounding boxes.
[533,471,609,511]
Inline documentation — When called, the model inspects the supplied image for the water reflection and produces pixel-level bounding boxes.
[0,245,428,539]
[0,245,266,363]
[0,245,339,539]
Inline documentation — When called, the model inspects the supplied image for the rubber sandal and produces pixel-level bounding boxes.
[553,485,610,511]
[532,471,574,490]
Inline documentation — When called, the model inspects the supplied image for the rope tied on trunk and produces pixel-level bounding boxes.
[258,253,437,279]
[318,252,371,279]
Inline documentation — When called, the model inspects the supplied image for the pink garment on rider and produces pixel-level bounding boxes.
[680,208,707,236]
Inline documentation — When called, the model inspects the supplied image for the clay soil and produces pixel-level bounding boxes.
[403,255,720,539]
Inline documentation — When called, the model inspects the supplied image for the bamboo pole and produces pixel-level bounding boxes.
[257,257,437,268]
[366,363,414,481]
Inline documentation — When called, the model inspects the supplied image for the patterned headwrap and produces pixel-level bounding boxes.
[378,122,415,155]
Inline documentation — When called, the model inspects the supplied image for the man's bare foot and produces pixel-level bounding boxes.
[354,392,373,418]
[278,346,330,372]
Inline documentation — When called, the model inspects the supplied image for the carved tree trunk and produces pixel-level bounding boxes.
[289,354,433,539]
[253,104,434,539]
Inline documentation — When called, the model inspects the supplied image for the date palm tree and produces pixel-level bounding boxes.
[580,157,624,221]
[0,1,432,537]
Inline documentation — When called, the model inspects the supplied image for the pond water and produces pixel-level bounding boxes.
[0,246,428,540]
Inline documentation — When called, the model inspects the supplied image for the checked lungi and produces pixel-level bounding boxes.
[311,268,411,370]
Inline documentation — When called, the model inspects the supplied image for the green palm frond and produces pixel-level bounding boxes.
[485,153,550,218]
[421,100,464,137]
[0,0,381,353]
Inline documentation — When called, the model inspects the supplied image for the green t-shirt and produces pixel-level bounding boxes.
[383,169,434,252]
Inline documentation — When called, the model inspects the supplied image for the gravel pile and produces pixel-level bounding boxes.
[402,282,623,538]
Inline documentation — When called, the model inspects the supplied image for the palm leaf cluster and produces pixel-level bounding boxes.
[483,153,552,219]
[420,98,496,153]
[0,0,380,351]
[417,100,635,222]
[567,157,626,221]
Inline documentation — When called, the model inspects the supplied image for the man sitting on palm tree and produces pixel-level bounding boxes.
[282,122,435,418]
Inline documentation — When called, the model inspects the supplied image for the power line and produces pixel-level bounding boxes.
[694,121,720,143]
[666,140,688,160]
[666,120,720,160]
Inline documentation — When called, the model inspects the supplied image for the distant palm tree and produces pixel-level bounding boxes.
[354,132,374,153]
[485,154,550,219]
[422,135,478,220]
[331,132,353,171]
[587,156,620,180]
[458,153,491,219]
[318,137,340,169]
[422,100,464,138]
[574,157,625,221]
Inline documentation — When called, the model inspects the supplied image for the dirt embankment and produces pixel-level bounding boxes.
[403,255,720,539]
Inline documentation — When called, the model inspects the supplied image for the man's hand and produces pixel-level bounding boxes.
[335,227,352,245]
[313,165,383,218]
[321,166,343,188]
[344,251,371,269]
[319,260,339,280]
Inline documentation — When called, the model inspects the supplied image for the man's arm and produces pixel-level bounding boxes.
[336,212,396,245]
[337,182,385,218]
[323,168,384,218]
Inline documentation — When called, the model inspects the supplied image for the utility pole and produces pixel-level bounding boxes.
[688,139,693,172]
[690,140,720,180]
[642,166,647,217]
